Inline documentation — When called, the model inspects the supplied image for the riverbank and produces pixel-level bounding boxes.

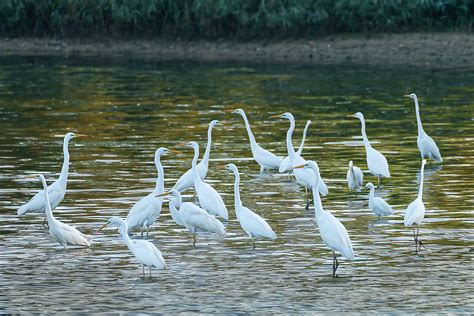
[1,33,473,68]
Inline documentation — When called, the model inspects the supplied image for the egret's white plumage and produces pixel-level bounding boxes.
[173,120,220,192]
[366,182,394,217]
[404,159,427,251]
[405,93,442,163]
[352,112,390,187]
[232,108,282,172]
[36,174,91,249]
[126,147,171,236]
[226,163,276,249]
[346,160,364,192]
[167,189,225,246]
[186,141,228,220]
[17,132,82,217]
[295,161,354,276]
[100,217,167,277]
[279,120,311,173]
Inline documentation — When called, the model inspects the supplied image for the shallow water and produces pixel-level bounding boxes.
[0,56,473,313]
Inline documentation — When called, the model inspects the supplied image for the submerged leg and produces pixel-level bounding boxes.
[332,251,339,277]
[142,265,145,278]
[251,236,255,250]
[141,228,144,238]
[416,225,425,250]
[193,233,196,247]
[42,216,48,228]
[260,165,265,174]
[149,267,152,278]
[377,175,382,188]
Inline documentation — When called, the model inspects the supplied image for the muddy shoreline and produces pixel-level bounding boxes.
[1,33,473,68]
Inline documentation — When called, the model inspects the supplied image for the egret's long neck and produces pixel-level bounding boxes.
[414,97,425,136]
[41,179,55,223]
[359,118,371,149]
[232,171,242,207]
[120,222,134,249]
[153,155,165,194]
[286,118,297,160]
[368,186,375,201]
[191,146,201,183]
[296,121,310,156]
[241,113,257,150]
[312,177,324,217]
[58,137,70,184]
[418,163,425,200]
[202,125,214,166]
[170,195,182,212]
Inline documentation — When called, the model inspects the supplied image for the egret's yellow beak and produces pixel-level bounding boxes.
[176,142,186,147]
[269,114,282,118]
[23,175,37,180]
[168,149,182,154]
[293,164,307,169]
[403,94,411,98]
[224,109,234,113]
[74,134,87,137]
[98,222,109,231]
[347,114,355,118]
[155,191,170,198]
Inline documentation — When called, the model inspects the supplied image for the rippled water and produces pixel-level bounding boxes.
[0,56,473,313]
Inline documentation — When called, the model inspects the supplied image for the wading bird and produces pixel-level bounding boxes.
[17,132,84,220]
[226,163,277,249]
[231,108,282,172]
[173,120,220,192]
[405,93,442,163]
[365,182,394,217]
[294,161,354,277]
[351,112,390,188]
[160,189,225,247]
[404,159,427,252]
[346,160,364,193]
[279,120,311,173]
[33,174,91,249]
[99,216,167,278]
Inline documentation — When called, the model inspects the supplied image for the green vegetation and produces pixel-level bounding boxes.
[0,0,472,38]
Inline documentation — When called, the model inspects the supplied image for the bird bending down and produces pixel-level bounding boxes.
[405,93,442,163]
[294,161,354,277]
[404,159,427,252]
[99,216,167,278]
[231,108,282,173]
[34,174,91,249]
[173,120,220,192]
[279,120,311,173]
[346,160,364,193]
[126,147,177,237]
[17,132,85,222]
[226,163,277,249]
[351,112,390,188]
[365,182,394,217]
[160,189,225,247]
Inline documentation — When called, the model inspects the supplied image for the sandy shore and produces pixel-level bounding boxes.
[1,33,473,68]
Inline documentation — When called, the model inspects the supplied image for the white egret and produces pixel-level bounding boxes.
[34,174,91,249]
[126,147,178,237]
[231,108,282,173]
[173,120,220,192]
[99,217,167,277]
[226,163,277,249]
[405,93,442,163]
[346,160,364,193]
[184,141,228,220]
[351,112,391,187]
[272,113,328,200]
[365,182,394,217]
[279,120,311,173]
[160,189,225,247]
[17,132,84,219]
[404,159,427,252]
[294,161,354,277]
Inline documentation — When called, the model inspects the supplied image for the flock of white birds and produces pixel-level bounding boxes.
[17,93,442,277]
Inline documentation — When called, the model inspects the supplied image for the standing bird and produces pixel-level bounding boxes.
[405,93,442,163]
[226,163,277,249]
[294,161,354,277]
[231,108,282,173]
[365,182,394,217]
[279,120,312,173]
[17,132,84,219]
[161,189,225,247]
[351,112,390,188]
[33,174,91,249]
[99,217,167,278]
[404,159,427,252]
[185,141,228,220]
[173,120,220,192]
[126,147,177,237]
[346,161,364,193]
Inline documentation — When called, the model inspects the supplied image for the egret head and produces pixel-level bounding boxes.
[63,132,86,142]
[155,147,181,158]
[404,93,417,100]
[209,120,220,128]
[348,160,353,168]
[185,141,199,150]
[231,108,245,116]
[99,216,126,234]
[293,160,319,173]
[351,112,364,121]
[365,182,375,190]
[305,120,312,127]
[225,163,238,173]
[270,112,294,121]
[422,159,427,166]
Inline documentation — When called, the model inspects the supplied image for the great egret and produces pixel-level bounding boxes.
[126,147,178,237]
[347,161,364,193]
[226,163,277,249]
[279,120,311,173]
[365,182,394,217]
[184,141,228,220]
[404,159,427,252]
[159,189,225,247]
[99,217,167,277]
[17,132,85,219]
[405,93,443,163]
[294,161,354,277]
[34,174,91,249]
[231,108,282,173]
[351,112,390,187]
[272,113,328,199]
[173,120,220,192]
